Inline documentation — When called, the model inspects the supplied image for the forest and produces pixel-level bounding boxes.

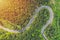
[0,0,60,40]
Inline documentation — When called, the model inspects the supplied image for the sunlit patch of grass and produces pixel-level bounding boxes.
[0,18,22,30]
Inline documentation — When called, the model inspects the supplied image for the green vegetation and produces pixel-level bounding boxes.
[0,0,60,40]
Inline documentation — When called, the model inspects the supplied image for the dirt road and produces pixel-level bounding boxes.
[0,6,54,40]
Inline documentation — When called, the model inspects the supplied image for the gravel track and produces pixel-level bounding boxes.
[0,6,54,40]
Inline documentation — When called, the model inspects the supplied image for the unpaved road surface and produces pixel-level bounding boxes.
[0,6,54,40]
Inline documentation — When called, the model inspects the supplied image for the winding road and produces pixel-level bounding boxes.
[0,6,54,40]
